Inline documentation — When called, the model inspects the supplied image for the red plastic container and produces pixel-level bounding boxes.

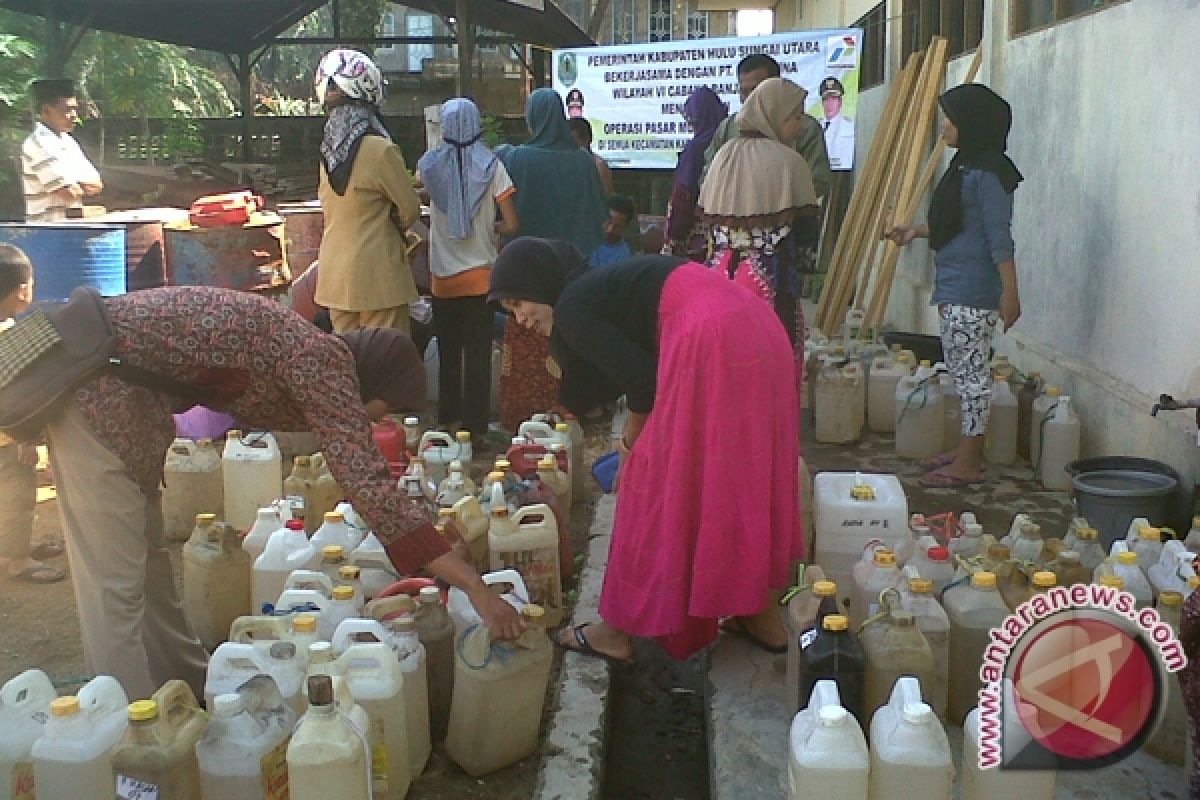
[505,443,569,479]
[372,418,410,477]
[188,191,264,228]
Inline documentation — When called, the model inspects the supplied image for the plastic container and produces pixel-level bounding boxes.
[1131,524,1165,574]
[1016,371,1043,462]
[445,606,553,776]
[944,572,1011,723]
[275,589,331,633]
[907,544,955,595]
[253,520,318,615]
[488,504,563,627]
[451,496,490,571]
[341,642,412,799]
[372,417,408,476]
[284,456,320,534]
[223,430,283,532]
[1073,527,1107,572]
[415,586,455,740]
[813,472,909,612]
[418,430,466,486]
[312,511,362,555]
[984,376,1018,466]
[536,456,573,513]
[1049,551,1091,588]
[894,363,942,460]
[867,355,910,433]
[949,521,985,565]
[163,438,223,541]
[31,678,129,800]
[195,690,292,800]
[815,361,865,444]
[349,534,394,601]
[868,700,954,800]
[229,614,320,669]
[962,699,1056,800]
[321,585,364,641]
[436,468,470,510]
[860,603,935,720]
[850,549,902,631]
[1038,395,1080,490]
[797,615,866,727]
[287,675,371,800]
[111,682,208,800]
[1029,387,1060,468]
[787,705,868,800]
[242,508,282,564]
[206,641,306,717]
[784,569,835,715]
[1009,522,1048,565]
[1148,541,1198,597]
[0,669,57,800]
[1146,591,1187,765]
[1111,551,1153,608]
[898,579,950,721]
[386,617,432,776]
[183,514,252,650]
[446,569,530,634]
[283,569,336,598]
[939,373,962,451]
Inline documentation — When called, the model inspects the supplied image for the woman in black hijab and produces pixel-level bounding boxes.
[490,238,804,662]
[886,83,1023,489]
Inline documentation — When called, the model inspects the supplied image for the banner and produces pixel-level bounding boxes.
[552,28,862,171]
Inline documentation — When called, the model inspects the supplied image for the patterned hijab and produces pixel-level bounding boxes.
[417,98,499,240]
[697,78,818,227]
[315,49,390,195]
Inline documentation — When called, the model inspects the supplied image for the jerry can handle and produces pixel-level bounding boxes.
[153,680,199,732]
[513,503,555,527]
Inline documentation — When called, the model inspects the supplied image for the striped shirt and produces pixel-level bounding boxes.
[21,123,102,222]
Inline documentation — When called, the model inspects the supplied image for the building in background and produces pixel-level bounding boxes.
[559,1,735,46]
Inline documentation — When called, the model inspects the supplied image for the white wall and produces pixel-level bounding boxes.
[776,0,879,31]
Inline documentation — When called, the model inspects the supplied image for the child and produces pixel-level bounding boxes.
[589,195,636,268]
[0,244,64,583]
[886,84,1023,488]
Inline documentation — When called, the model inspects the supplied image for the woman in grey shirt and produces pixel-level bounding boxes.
[887,83,1023,488]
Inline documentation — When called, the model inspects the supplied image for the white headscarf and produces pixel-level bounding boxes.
[314,49,384,106]
[417,98,499,240]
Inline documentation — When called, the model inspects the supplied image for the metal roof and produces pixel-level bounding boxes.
[0,0,592,53]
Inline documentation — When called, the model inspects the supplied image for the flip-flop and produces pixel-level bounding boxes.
[30,542,64,560]
[555,624,634,667]
[919,469,984,489]
[920,452,957,470]
[8,562,65,584]
[720,618,787,655]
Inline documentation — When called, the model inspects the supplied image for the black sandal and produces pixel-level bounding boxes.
[555,624,634,667]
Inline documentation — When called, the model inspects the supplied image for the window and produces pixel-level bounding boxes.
[612,0,635,44]
[901,0,983,59]
[687,5,709,40]
[406,13,434,73]
[856,3,885,89]
[649,0,672,43]
[1011,0,1123,35]
[378,11,396,53]
[562,0,589,28]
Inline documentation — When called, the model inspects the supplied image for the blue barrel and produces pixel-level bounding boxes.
[0,223,126,302]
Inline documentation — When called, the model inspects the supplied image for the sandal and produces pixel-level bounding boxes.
[555,624,634,667]
[919,468,984,489]
[720,617,787,655]
[9,562,65,584]
[919,452,957,470]
[30,541,64,560]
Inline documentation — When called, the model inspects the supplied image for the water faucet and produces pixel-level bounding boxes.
[1151,394,1200,432]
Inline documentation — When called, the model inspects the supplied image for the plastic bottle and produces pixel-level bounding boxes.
[195,691,291,800]
[287,675,371,800]
[111,682,207,800]
[944,572,1012,723]
[242,508,282,564]
[1146,591,1187,765]
[785,572,837,714]
[489,503,563,627]
[435,468,470,510]
[860,602,935,720]
[962,700,1056,800]
[908,545,955,596]
[0,670,57,800]
[207,641,306,717]
[536,455,573,512]
[349,533,393,602]
[312,511,361,554]
[949,522,985,565]
[867,355,908,434]
[253,520,318,614]
[984,375,1019,465]
[417,430,461,485]
[1111,551,1153,608]
[223,430,283,532]
[1148,541,1198,597]
[1029,387,1060,468]
[893,516,926,568]
[445,605,554,776]
[283,569,335,598]
[899,578,950,721]
[850,549,901,631]
[868,700,954,800]
[1073,527,1107,572]
[1039,395,1080,489]
[1009,522,1048,565]
[31,684,127,800]
[163,438,224,541]
[320,585,363,641]
[1049,551,1091,588]
[894,364,942,460]
[1016,371,1043,462]
[797,615,866,727]
[183,514,251,650]
[1061,516,1089,552]
[284,455,320,534]
[341,642,412,799]
[1132,525,1165,574]
[815,362,865,444]
[787,705,868,800]
[415,586,455,740]
[388,616,432,776]
[449,496,489,571]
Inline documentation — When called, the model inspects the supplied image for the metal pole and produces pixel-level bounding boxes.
[455,0,474,98]
[238,52,253,163]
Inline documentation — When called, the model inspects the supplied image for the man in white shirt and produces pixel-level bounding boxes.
[818,76,856,171]
[21,79,103,221]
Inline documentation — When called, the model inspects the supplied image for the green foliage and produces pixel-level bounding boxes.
[481,114,503,148]
[76,34,233,118]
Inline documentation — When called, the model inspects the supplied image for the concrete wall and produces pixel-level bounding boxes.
[825,0,1200,489]
[776,0,879,30]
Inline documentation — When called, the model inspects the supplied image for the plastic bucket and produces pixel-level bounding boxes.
[1067,457,1192,535]
[1071,469,1177,550]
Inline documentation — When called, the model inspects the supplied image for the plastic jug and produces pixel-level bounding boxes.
[288,675,371,800]
[939,373,962,450]
[1029,387,1060,468]
[436,469,470,510]
[860,598,935,719]
[183,514,251,650]
[349,534,394,601]
[316,546,348,589]
[283,456,320,534]
[275,588,331,632]
[489,503,563,627]
[312,511,362,555]
[1049,551,1092,588]
[319,585,363,641]
[450,496,490,571]
[196,684,293,800]
[1073,526,1107,572]
[850,549,902,631]
[445,605,553,776]
[898,578,950,721]
[867,356,909,433]
[1038,395,1079,489]
[1016,371,1043,462]
[207,641,306,716]
[111,682,207,800]
[242,508,282,564]
[962,698,1056,800]
[949,521,985,565]
[944,572,1011,723]
[30,677,128,800]
[1131,525,1165,574]
[163,438,223,541]
[223,430,283,532]
[1009,521,1048,565]
[0,669,57,800]
[341,642,412,799]
[447,569,530,634]
[813,472,909,612]
[1111,551,1153,608]
[418,430,465,485]
[788,704,868,800]
[1061,515,1089,552]
[894,362,942,460]
[867,675,922,751]
[254,520,318,614]
[1149,541,1198,596]
[1146,591,1187,765]
[536,455,572,513]
[415,586,455,740]
[229,614,320,667]
[798,614,866,727]
[389,616,432,775]
[984,376,1018,465]
[784,569,835,714]
[868,699,954,800]
[907,544,955,595]
[283,569,336,598]
[815,362,865,443]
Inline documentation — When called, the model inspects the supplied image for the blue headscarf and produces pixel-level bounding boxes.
[417,98,498,240]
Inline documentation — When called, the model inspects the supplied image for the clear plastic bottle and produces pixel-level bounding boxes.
[787,705,869,800]
[1010,522,1047,565]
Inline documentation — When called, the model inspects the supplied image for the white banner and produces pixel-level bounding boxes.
[552,28,862,171]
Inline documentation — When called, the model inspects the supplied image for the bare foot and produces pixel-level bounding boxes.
[730,607,789,651]
[555,621,634,663]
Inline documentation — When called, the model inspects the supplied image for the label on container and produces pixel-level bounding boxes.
[116,775,159,800]
[799,627,819,650]
[12,761,35,800]
[371,718,390,791]
[261,739,290,800]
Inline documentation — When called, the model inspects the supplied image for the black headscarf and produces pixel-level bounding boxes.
[927,84,1024,251]
[488,237,588,308]
[335,328,426,412]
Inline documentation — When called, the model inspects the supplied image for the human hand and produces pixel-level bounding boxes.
[17,444,38,467]
[884,224,919,246]
[1000,290,1021,332]
[468,584,526,641]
